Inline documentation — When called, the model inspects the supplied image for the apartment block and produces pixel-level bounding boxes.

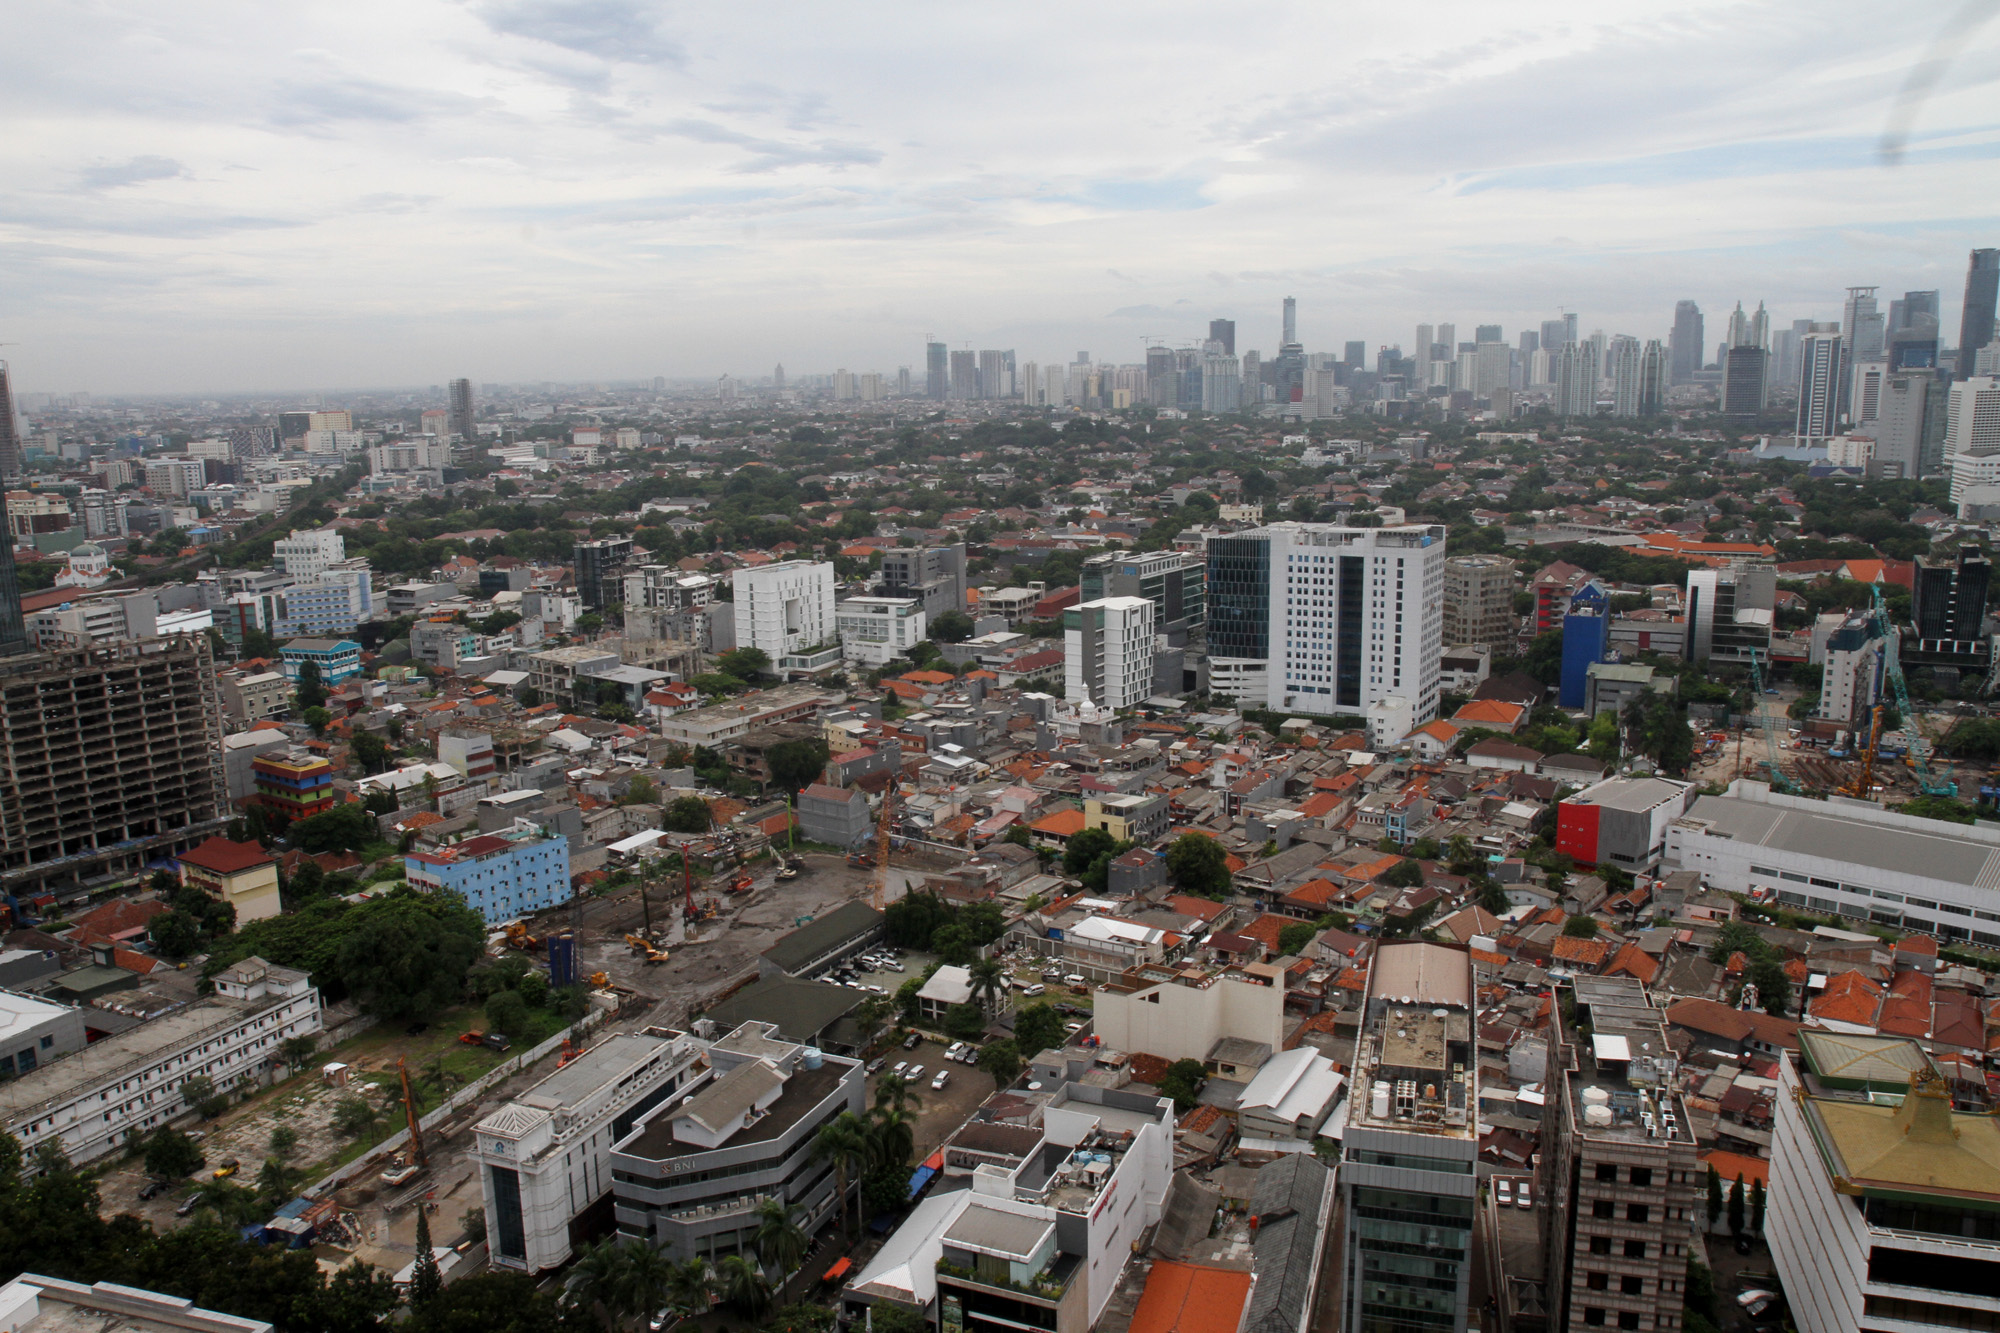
[405,825,571,924]
[734,560,837,660]
[1440,554,1517,647]
[251,749,336,822]
[877,543,968,621]
[1543,977,1700,1333]
[573,537,635,611]
[836,596,926,667]
[1685,564,1775,664]
[1079,549,1206,637]
[1064,596,1155,711]
[218,669,290,723]
[0,637,228,896]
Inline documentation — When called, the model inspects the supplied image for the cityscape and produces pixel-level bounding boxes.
[8,7,2000,1333]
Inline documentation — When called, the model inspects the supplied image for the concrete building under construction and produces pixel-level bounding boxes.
[0,633,229,898]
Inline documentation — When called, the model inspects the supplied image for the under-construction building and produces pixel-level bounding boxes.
[0,634,229,897]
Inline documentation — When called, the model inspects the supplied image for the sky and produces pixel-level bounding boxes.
[4,0,2000,395]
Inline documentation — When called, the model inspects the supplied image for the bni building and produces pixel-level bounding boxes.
[1340,942,1479,1333]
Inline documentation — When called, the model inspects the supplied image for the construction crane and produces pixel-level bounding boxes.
[1846,702,1886,799]
[1869,583,1959,798]
[870,784,897,912]
[1746,649,1802,793]
[397,1057,427,1169]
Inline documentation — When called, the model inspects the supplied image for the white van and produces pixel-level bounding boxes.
[1022,983,1046,997]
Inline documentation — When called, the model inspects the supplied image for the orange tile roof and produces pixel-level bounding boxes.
[1030,808,1086,836]
[1700,1149,1768,1189]
[1551,935,1613,967]
[1128,1263,1253,1333]
[1604,943,1659,984]
[1297,791,1342,819]
[1283,878,1345,908]
[900,670,957,686]
[1809,970,1884,1028]
[1238,914,1291,949]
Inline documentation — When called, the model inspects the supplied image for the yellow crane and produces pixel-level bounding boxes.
[871,785,897,912]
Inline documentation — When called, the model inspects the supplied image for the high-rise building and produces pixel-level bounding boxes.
[1064,596,1155,711]
[1912,544,1991,644]
[0,361,22,482]
[1208,318,1235,356]
[1475,323,1502,344]
[895,366,911,397]
[1081,549,1206,639]
[1557,341,1597,416]
[0,536,26,657]
[1871,373,1931,477]
[1440,554,1515,646]
[1340,942,1478,1333]
[1770,1030,2000,1333]
[1473,340,1510,397]
[273,528,345,581]
[1281,296,1297,346]
[1850,359,1888,423]
[573,536,635,611]
[772,363,786,390]
[1205,522,1447,721]
[1200,351,1242,413]
[925,341,948,399]
[1840,287,1885,419]
[1343,340,1366,368]
[1669,301,1704,384]
[1519,329,1541,358]
[976,348,1008,398]
[0,636,228,896]
[448,377,475,443]
[1414,323,1434,389]
[1686,564,1776,663]
[947,350,977,401]
[733,560,836,661]
[876,543,967,621]
[1959,249,2000,379]
[1608,338,1643,417]
[1542,976,1699,1333]
[1816,611,1887,725]
[1721,346,1769,417]
[1638,340,1668,416]
[1540,317,1570,350]
[1945,377,2000,503]
[1795,324,1845,442]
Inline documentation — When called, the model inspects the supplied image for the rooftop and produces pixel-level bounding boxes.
[1561,976,1691,1145]
[1566,775,1690,814]
[1677,781,2000,887]
[1803,1060,2000,1201]
[620,1059,844,1163]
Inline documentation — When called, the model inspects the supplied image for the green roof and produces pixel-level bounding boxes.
[759,899,883,974]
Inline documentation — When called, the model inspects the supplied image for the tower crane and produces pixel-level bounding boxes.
[1868,583,1958,798]
[1746,648,1801,793]
[870,784,897,912]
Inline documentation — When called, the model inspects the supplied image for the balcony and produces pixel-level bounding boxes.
[935,1253,1078,1304]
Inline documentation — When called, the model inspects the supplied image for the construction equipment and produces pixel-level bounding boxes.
[587,971,611,988]
[1869,584,1959,798]
[727,874,754,895]
[1746,649,1802,793]
[396,1057,427,1169]
[502,922,541,952]
[557,1035,585,1067]
[1846,703,1887,799]
[870,785,898,912]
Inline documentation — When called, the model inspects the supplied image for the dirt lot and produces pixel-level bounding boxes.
[872,1037,996,1159]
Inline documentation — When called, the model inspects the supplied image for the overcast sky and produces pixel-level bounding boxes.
[5,0,2000,395]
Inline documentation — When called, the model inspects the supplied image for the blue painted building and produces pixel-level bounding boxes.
[405,828,571,924]
[280,638,363,685]
[1559,583,1611,709]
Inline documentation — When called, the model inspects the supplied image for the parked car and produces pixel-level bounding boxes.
[892,1061,908,1078]
[866,1058,886,1075]
[931,1069,950,1091]
[1736,1291,1778,1318]
[945,1042,966,1062]
[211,1158,241,1180]
[904,1032,922,1050]
[137,1178,169,1201]
[483,1032,511,1051]
[1064,1022,1084,1034]
[175,1192,204,1217]
[1022,984,1046,997]
[1494,1179,1513,1207]
[1516,1181,1533,1209]
[905,1065,924,1081]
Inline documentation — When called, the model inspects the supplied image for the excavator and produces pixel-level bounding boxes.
[502,922,541,952]
[623,933,670,964]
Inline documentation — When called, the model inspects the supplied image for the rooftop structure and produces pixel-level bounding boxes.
[0,1275,272,1333]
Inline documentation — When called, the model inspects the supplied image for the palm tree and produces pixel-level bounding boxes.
[714,1254,772,1318]
[665,1257,713,1320]
[968,957,1007,1015]
[752,1198,809,1280]
[810,1111,871,1238]
[614,1239,679,1331]
[566,1237,626,1332]
[255,1156,305,1206]
[873,1074,922,1117]
[870,1106,915,1175]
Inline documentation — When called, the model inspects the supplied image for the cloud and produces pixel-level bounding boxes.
[78,156,188,190]
[665,118,882,172]
[474,0,685,65]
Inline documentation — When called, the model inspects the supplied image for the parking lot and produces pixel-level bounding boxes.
[867,1036,996,1159]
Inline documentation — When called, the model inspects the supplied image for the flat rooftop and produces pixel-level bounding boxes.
[1678,788,2000,889]
[944,1201,1053,1262]
[1562,978,1690,1145]
[0,994,278,1119]
[1567,776,1688,813]
[519,1033,676,1113]
[1367,942,1473,1009]
[620,1060,844,1163]
[1798,1030,1936,1091]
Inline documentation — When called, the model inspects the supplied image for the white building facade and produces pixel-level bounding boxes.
[271,529,345,581]
[1063,596,1155,711]
[733,560,837,660]
[1268,523,1447,722]
[835,596,926,667]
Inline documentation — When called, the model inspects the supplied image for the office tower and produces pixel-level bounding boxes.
[1081,549,1206,639]
[1440,554,1515,646]
[1638,340,1668,415]
[1281,296,1297,345]
[771,363,786,390]
[1343,340,1366,368]
[947,350,977,401]
[1748,299,1770,350]
[876,543,967,620]
[831,369,855,401]
[1473,341,1509,397]
[1208,318,1235,356]
[733,560,836,660]
[1414,323,1433,388]
[1721,346,1769,417]
[1475,323,1502,344]
[1890,289,1939,331]
[1041,363,1065,407]
[1542,977,1698,1333]
[1340,943,1478,1333]
[1145,345,1177,408]
[1816,612,1887,725]
[1945,377,2000,504]
[1606,337,1642,417]
[0,362,21,482]
[572,536,635,611]
[1538,317,1567,351]
[1795,324,1845,442]
[1205,532,1273,704]
[448,377,475,443]
[1840,287,1885,419]
[1668,301,1703,383]
[1200,351,1242,413]
[1064,596,1155,710]
[0,635,228,896]
[1850,359,1888,423]
[1518,329,1540,358]
[1563,312,1580,346]
[1886,313,1941,370]
[925,341,948,399]
[1685,564,1776,663]
[1434,322,1455,355]
[1557,341,1597,416]
[1912,545,1991,648]
[1960,249,2000,378]
[857,373,884,402]
[1240,350,1261,400]
[895,367,911,397]
[1725,301,1750,349]
[976,349,1006,398]
[1871,373,1930,476]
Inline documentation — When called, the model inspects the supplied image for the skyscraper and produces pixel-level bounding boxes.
[1207,318,1235,356]
[1872,372,1930,477]
[1890,289,1939,332]
[573,537,635,611]
[1343,340,1366,368]
[1200,351,1242,413]
[1721,346,1769,418]
[1063,596,1155,711]
[948,350,977,401]
[1842,287,1885,418]
[0,361,22,481]
[1414,323,1434,390]
[925,341,948,399]
[1608,338,1644,417]
[1669,301,1704,384]
[1441,554,1516,646]
[772,363,786,390]
[1945,377,2000,504]
[1796,324,1845,442]
[448,377,475,444]
[977,349,1006,399]
[1959,249,2000,378]
[1557,341,1597,416]
[1638,340,1668,416]
[1475,323,1502,344]
[1281,296,1297,346]
[1540,317,1570,350]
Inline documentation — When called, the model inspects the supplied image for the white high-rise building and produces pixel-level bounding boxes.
[1849,359,1888,424]
[1871,373,1930,477]
[272,528,345,581]
[1064,595,1155,711]
[1796,325,1845,442]
[1557,342,1597,416]
[1608,337,1644,417]
[732,560,836,660]
[835,596,925,667]
[1947,376,2000,504]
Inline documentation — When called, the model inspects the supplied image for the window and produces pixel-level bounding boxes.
[1624,1240,1647,1259]
[1582,1310,1606,1327]
[1586,1272,1609,1291]
[1589,1237,1612,1255]
[1621,1276,1644,1295]
[1629,1168,1652,1188]
[1617,1315,1640,1331]
[1594,1199,1615,1219]
[1596,1163,1618,1182]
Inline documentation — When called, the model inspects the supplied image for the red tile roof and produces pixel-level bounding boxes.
[177,836,274,875]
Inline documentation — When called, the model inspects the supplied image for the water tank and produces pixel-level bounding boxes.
[802,1048,824,1070]
[1371,1081,1392,1120]
[1095,1153,1112,1165]
[1585,1104,1615,1129]
[1582,1086,1611,1108]
[1074,1151,1093,1165]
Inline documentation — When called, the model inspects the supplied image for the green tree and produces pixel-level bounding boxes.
[486,988,531,1038]
[662,795,712,833]
[1898,794,1977,825]
[331,1096,382,1140]
[978,1038,1023,1086]
[1750,1178,1766,1233]
[968,957,1008,1014]
[279,1034,320,1073]
[269,1125,299,1159]
[295,660,327,710]
[1705,1164,1723,1226]
[1165,833,1231,898]
[302,706,333,737]
[349,730,390,774]
[257,1156,305,1207]
[1014,1003,1066,1056]
[1561,915,1599,938]
[873,1073,923,1117]
[142,1128,204,1179]
[763,738,831,794]
[714,1253,771,1318]
[1727,1173,1746,1236]
[752,1197,809,1279]
[1381,858,1424,889]
[665,1258,713,1319]
[181,1074,225,1119]
[409,1270,583,1333]
[930,610,974,643]
[1062,826,1117,876]
[715,648,773,681]
[1157,1058,1206,1110]
[1277,921,1318,956]
[331,888,487,1021]
[810,1111,871,1239]
[943,1002,988,1041]
[287,802,379,854]
[150,910,204,960]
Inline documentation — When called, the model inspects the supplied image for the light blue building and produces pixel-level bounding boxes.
[276,574,372,637]
[405,828,571,923]
[280,638,363,685]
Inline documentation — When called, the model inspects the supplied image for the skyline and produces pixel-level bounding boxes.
[4,1,2000,393]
